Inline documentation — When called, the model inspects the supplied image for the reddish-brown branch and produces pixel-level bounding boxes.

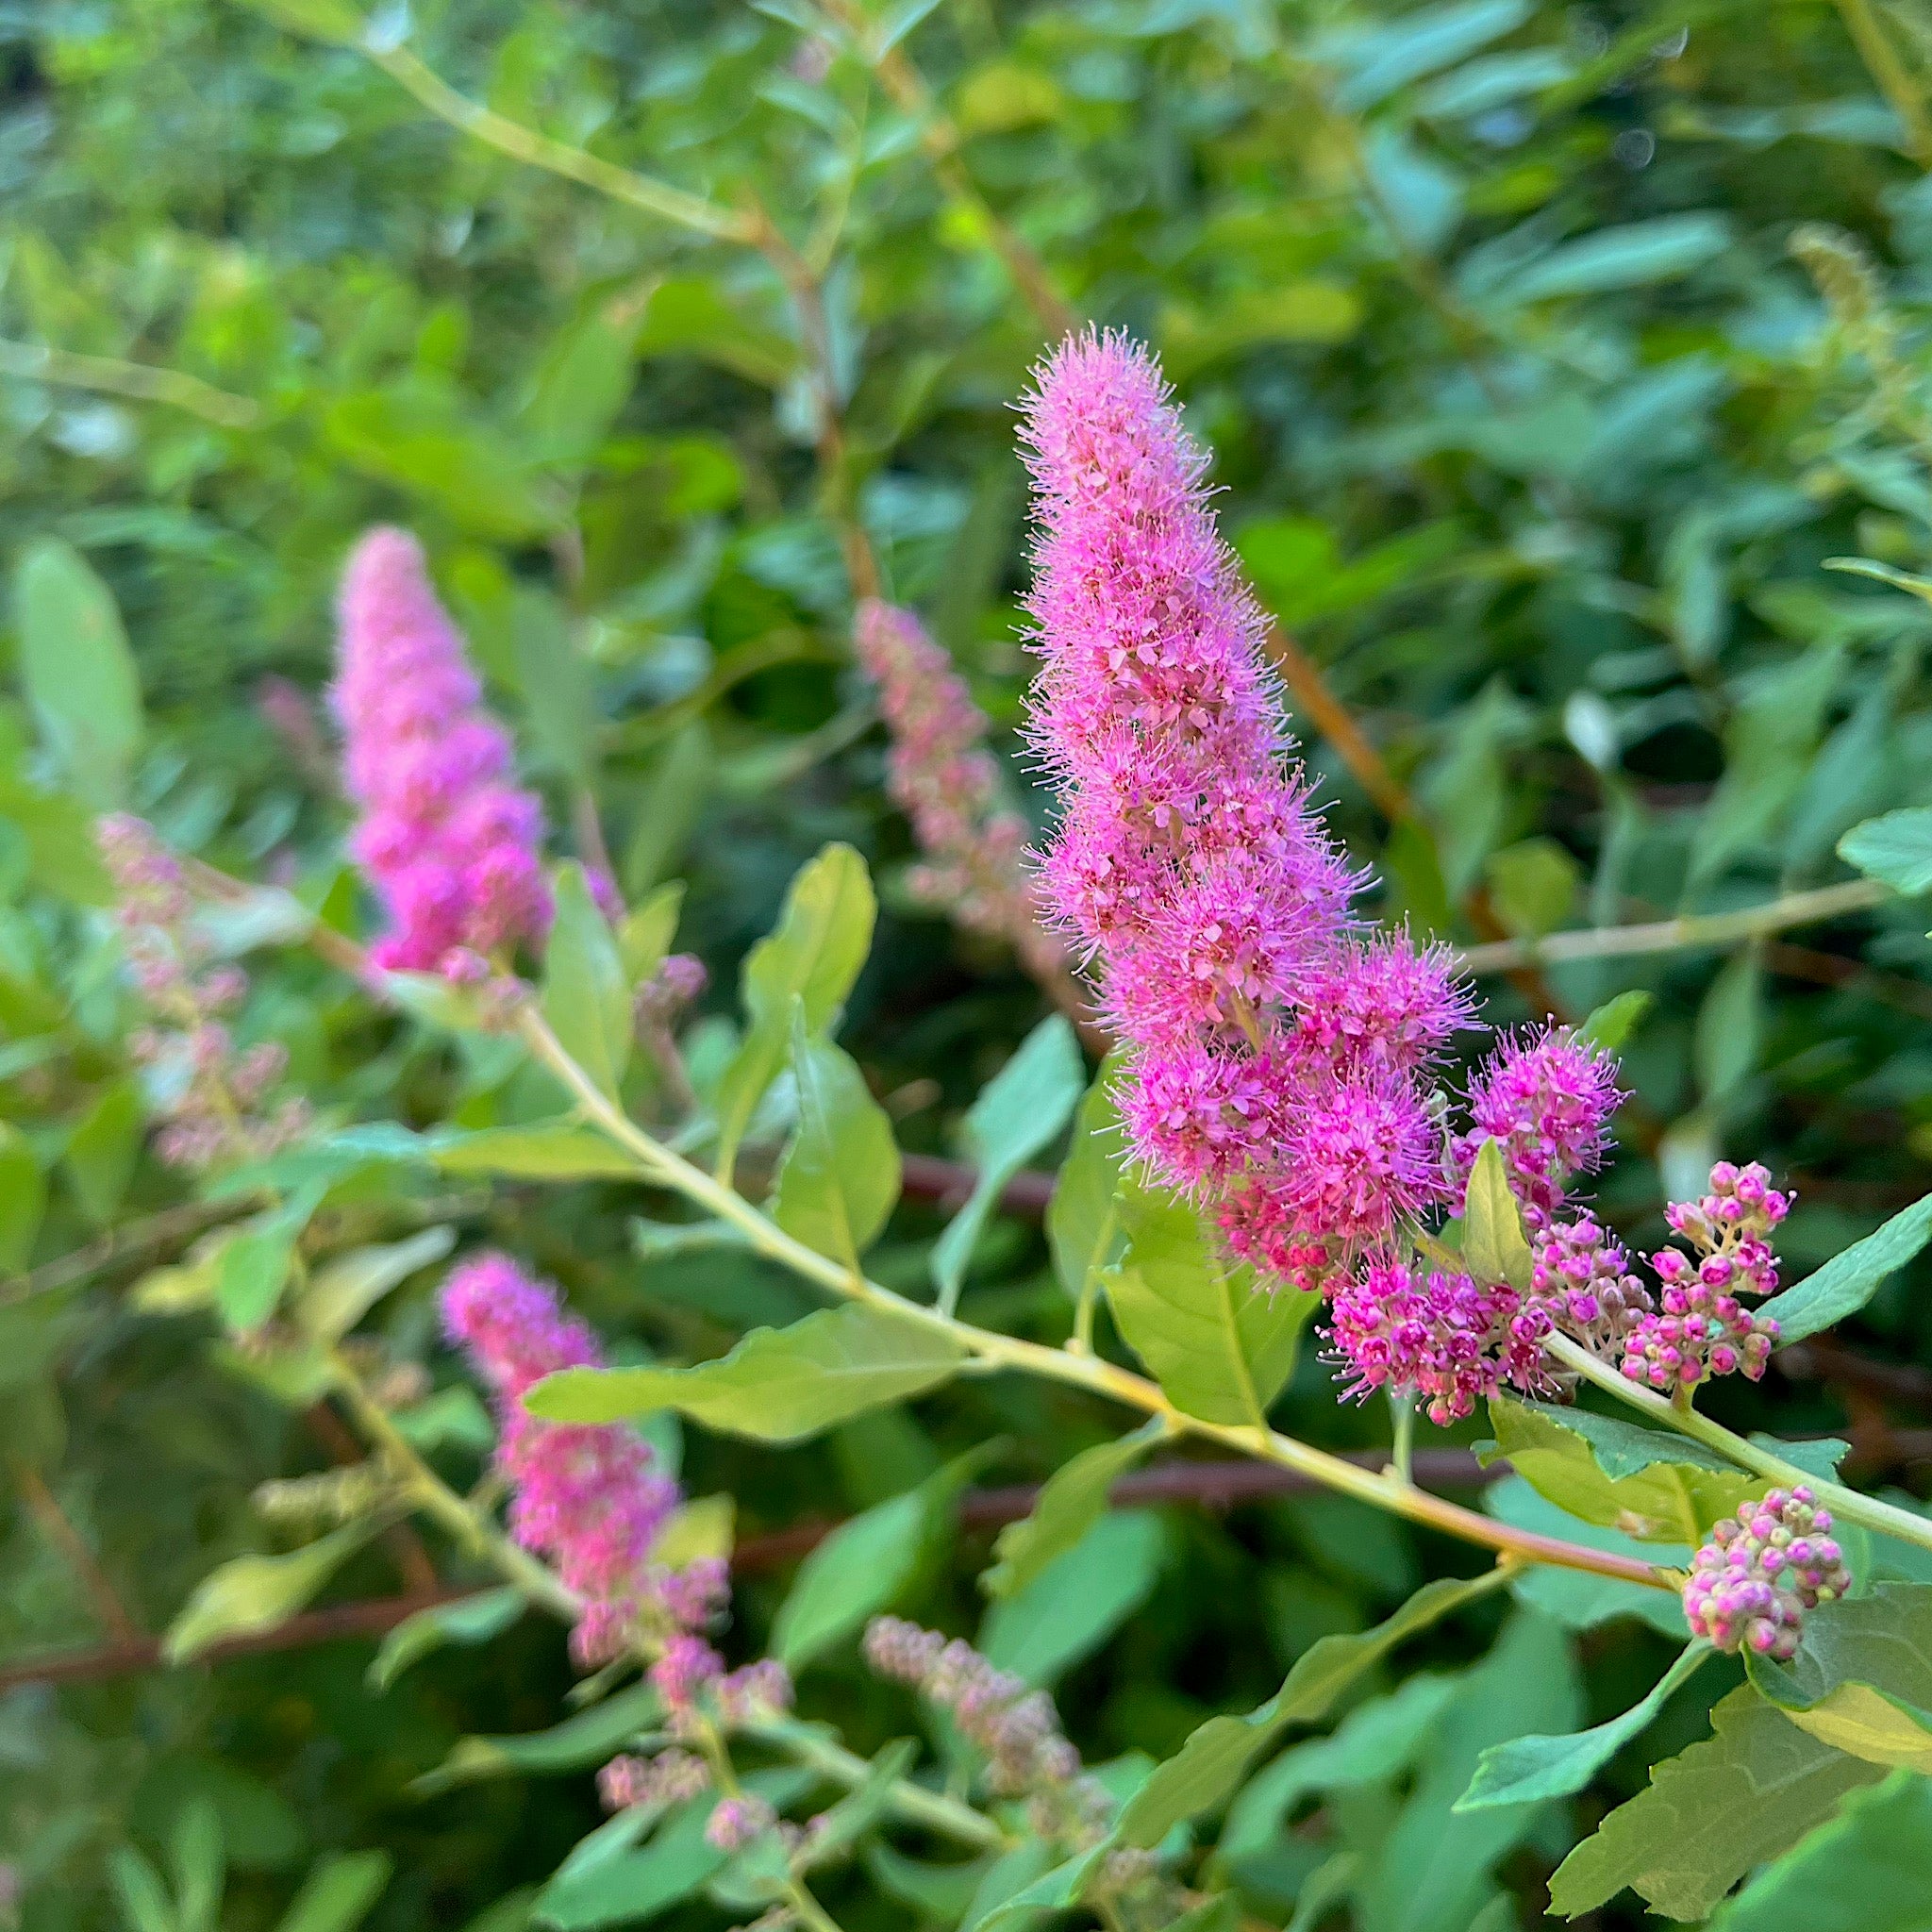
[0,1454,1490,1691]
[11,1460,141,1646]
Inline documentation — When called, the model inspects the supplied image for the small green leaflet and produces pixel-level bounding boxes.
[711,843,874,1179]
[771,1004,901,1271]
[1114,1569,1506,1848]
[274,1852,392,1932]
[1456,1641,1711,1810]
[214,1185,325,1334]
[542,861,632,1099]
[771,1451,984,1669]
[1837,806,1932,894]
[1459,1140,1533,1290]
[431,1123,641,1180]
[1546,1685,1885,1920]
[1706,1768,1932,1932]
[162,1522,377,1663]
[618,880,684,987]
[1758,1190,1932,1343]
[1505,212,1732,302]
[980,1421,1162,1601]
[295,1225,457,1343]
[1480,1395,1758,1543]
[1745,1585,1932,1773]
[979,1509,1166,1690]
[12,537,144,808]
[413,1682,662,1796]
[973,1835,1118,1931]
[525,1302,966,1441]
[931,1015,1083,1310]
[0,1122,46,1270]
[1044,1050,1127,1307]
[1578,989,1653,1054]
[1105,1179,1315,1427]
[366,1587,526,1693]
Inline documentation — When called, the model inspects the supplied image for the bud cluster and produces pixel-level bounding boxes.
[1535,1214,1653,1355]
[97,813,309,1171]
[1681,1485,1850,1659]
[597,1747,710,1815]
[1620,1162,1787,1392]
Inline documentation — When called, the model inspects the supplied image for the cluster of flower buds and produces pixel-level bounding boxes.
[635,954,707,1031]
[252,1466,389,1531]
[598,1747,710,1815]
[1620,1162,1787,1393]
[97,813,309,1171]
[704,1793,778,1854]
[1682,1486,1850,1658]
[863,1617,1107,1838]
[1535,1215,1654,1356]
[1329,1264,1553,1424]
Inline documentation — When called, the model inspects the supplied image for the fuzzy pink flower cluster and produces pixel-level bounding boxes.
[854,599,1064,983]
[1682,1486,1849,1658]
[1020,332,1482,1294]
[1018,331,1638,1413]
[440,1254,682,1664]
[333,528,551,975]
[1329,1262,1553,1424]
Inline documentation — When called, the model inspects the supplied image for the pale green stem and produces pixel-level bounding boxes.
[1389,1393,1416,1485]
[1457,879,1890,975]
[746,1718,1008,1852]
[366,46,758,243]
[0,336,260,427]
[329,1348,583,1620]
[1833,0,1932,165]
[1544,1332,1932,1555]
[514,1008,1673,1593]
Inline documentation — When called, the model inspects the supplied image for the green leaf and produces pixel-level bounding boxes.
[170,1796,224,1932]
[981,1422,1162,1601]
[295,1226,456,1343]
[1837,808,1932,894]
[413,1683,662,1796]
[1706,1768,1932,1931]
[162,1523,375,1664]
[518,295,642,472]
[1045,1052,1127,1307]
[1579,990,1653,1054]
[1105,1180,1316,1427]
[1505,213,1732,301]
[542,862,630,1099]
[1456,1641,1711,1810]
[1481,1395,1758,1542]
[430,1124,641,1181]
[1696,951,1762,1101]
[1332,0,1531,110]
[534,1769,813,1929]
[980,1509,1166,1689]
[1746,1586,1932,1772]
[772,1007,900,1270]
[64,1078,143,1228]
[1460,1140,1533,1291]
[12,537,143,808]
[273,1854,392,1932]
[932,1016,1084,1307]
[1546,1686,1884,1920]
[618,883,684,988]
[1758,1191,1932,1343]
[232,0,365,43]
[772,1451,981,1670]
[108,1846,175,1932]
[366,1588,526,1694]
[0,1120,47,1270]
[214,1188,323,1335]
[973,1838,1117,1931]
[525,1303,966,1441]
[1219,1674,1459,1865]
[1115,1570,1506,1849]
[711,844,874,1178]
[1357,1611,1583,1932]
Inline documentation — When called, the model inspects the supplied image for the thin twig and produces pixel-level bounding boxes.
[365,46,758,243]
[11,1461,142,1645]
[1457,879,1893,975]
[1,1197,258,1307]
[0,337,260,428]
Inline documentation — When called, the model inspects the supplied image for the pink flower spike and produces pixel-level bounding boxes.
[1461,1024,1623,1229]
[334,527,551,975]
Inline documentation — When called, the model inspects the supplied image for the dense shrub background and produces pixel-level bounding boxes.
[8,0,1932,1924]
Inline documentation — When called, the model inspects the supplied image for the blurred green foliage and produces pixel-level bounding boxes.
[8,0,1932,1924]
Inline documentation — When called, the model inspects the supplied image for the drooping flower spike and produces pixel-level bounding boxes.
[333,527,551,976]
